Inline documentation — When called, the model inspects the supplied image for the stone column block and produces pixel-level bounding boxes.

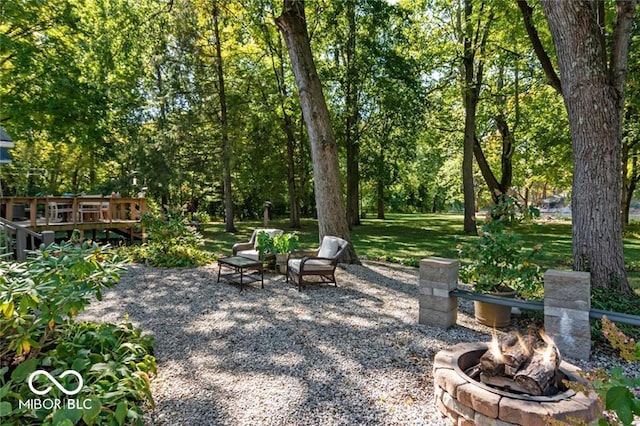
[419,257,459,328]
[544,269,591,360]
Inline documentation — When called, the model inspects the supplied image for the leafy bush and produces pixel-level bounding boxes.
[583,317,640,426]
[128,209,212,267]
[458,218,543,299]
[0,242,156,425]
[591,288,640,342]
[0,242,125,361]
[0,322,156,426]
[190,211,210,224]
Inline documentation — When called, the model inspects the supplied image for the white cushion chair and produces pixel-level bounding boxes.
[232,228,283,261]
[286,236,349,291]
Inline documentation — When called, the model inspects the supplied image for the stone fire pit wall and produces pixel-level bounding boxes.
[433,343,602,426]
[418,257,592,360]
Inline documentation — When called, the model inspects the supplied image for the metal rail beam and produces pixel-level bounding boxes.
[450,289,640,327]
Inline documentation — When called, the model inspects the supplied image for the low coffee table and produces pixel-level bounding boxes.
[216,256,264,290]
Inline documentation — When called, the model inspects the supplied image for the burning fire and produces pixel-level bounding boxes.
[488,328,506,363]
[480,328,563,396]
[535,329,561,368]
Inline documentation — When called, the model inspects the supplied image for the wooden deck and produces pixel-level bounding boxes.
[0,196,146,241]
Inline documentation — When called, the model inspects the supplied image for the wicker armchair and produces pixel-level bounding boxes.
[232,228,283,261]
[286,236,349,291]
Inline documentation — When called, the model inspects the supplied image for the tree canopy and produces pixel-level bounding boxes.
[1,0,638,286]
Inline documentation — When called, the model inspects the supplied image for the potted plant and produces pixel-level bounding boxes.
[255,231,276,261]
[272,233,299,274]
[457,197,543,327]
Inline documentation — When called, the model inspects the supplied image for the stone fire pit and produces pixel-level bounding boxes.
[433,343,602,425]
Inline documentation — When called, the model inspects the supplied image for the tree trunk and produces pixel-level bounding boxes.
[270,34,301,229]
[622,152,639,231]
[276,0,359,263]
[283,111,301,229]
[377,172,385,220]
[461,0,478,234]
[345,0,361,228]
[541,0,637,292]
[213,3,235,232]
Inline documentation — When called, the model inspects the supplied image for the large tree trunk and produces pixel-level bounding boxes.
[276,0,359,263]
[541,0,637,292]
[345,0,361,228]
[213,3,235,232]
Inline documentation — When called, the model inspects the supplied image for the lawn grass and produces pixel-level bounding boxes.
[201,213,640,293]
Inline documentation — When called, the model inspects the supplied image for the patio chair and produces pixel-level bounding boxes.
[232,228,283,261]
[286,235,349,291]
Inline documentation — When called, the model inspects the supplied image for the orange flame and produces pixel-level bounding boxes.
[516,332,532,358]
[489,329,505,362]
[535,329,559,367]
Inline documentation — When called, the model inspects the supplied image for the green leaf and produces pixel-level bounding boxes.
[114,401,127,425]
[52,407,82,425]
[0,402,12,417]
[81,397,102,426]
[606,386,634,425]
[11,358,38,382]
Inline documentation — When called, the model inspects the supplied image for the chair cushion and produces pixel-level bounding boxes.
[288,258,333,274]
[236,250,260,261]
[318,237,340,259]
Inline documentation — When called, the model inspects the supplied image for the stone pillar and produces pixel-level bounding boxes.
[544,269,591,360]
[419,257,459,328]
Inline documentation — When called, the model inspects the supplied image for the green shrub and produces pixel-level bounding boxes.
[584,317,640,426]
[190,211,210,224]
[457,194,543,299]
[0,242,125,361]
[591,288,640,342]
[0,321,156,426]
[129,209,212,267]
[0,242,156,425]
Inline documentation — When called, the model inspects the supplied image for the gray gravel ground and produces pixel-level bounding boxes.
[79,261,639,426]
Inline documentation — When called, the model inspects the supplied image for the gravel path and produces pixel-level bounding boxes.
[79,261,638,425]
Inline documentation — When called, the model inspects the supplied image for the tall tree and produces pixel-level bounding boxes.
[343,0,361,228]
[275,0,358,262]
[460,0,494,233]
[541,0,638,292]
[212,2,236,232]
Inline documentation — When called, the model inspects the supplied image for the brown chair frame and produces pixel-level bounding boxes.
[286,236,349,291]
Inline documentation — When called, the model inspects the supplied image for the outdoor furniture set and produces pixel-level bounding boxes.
[216,228,349,291]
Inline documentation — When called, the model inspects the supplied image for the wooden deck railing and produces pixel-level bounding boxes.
[0,217,55,261]
[0,196,147,227]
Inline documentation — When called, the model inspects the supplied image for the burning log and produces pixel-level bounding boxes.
[514,337,562,396]
[477,329,562,396]
[479,332,536,376]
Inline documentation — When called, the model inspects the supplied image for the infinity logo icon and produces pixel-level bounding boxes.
[28,370,84,396]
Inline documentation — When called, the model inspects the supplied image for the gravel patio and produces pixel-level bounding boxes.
[79,261,634,425]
